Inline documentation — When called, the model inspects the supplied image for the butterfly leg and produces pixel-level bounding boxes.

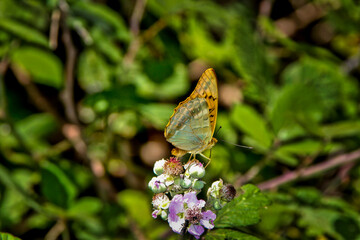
[199,153,212,168]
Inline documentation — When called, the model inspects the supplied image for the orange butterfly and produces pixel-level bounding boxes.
[164,68,218,162]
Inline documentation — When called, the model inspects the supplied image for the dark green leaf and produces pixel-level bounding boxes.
[40,161,78,208]
[72,2,129,41]
[0,18,48,46]
[206,229,260,240]
[215,184,270,228]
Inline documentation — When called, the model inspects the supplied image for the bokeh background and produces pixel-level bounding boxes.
[1,0,360,239]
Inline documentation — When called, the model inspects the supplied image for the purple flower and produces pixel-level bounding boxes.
[168,192,216,239]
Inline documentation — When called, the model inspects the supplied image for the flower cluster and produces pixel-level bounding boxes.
[149,157,236,239]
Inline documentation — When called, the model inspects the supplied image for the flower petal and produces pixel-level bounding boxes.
[184,192,198,208]
[152,210,159,219]
[169,217,185,234]
[188,224,204,239]
[200,210,216,229]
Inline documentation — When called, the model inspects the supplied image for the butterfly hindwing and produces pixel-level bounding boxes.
[165,98,211,151]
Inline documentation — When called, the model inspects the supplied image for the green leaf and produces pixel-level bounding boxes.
[321,121,360,139]
[134,63,189,100]
[273,140,323,166]
[230,104,273,149]
[11,47,63,88]
[206,229,260,240]
[215,184,270,228]
[269,83,322,135]
[231,8,273,102]
[298,208,344,239]
[40,161,78,209]
[138,103,175,130]
[72,2,129,41]
[0,233,21,240]
[0,18,48,46]
[67,197,102,218]
[78,49,112,93]
[16,113,57,140]
[117,190,152,228]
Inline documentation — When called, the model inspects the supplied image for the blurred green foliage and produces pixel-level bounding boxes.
[1,0,360,239]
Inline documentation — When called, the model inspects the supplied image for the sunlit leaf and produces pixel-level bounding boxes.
[11,47,63,88]
[0,233,21,240]
[117,190,152,228]
[231,104,273,149]
[138,103,175,130]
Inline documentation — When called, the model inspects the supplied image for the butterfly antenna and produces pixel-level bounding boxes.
[219,139,253,149]
[214,126,222,138]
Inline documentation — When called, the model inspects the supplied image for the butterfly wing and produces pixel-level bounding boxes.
[188,68,218,137]
[164,68,218,154]
[165,98,211,152]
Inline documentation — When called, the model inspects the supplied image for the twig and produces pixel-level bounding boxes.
[11,65,64,122]
[59,0,78,124]
[123,0,147,67]
[257,149,360,190]
[49,9,61,49]
[45,219,66,240]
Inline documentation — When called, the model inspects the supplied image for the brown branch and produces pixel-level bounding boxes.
[49,9,61,50]
[59,0,78,124]
[257,149,360,190]
[45,219,66,240]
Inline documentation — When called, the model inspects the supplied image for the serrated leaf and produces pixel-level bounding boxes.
[0,232,21,240]
[206,229,260,240]
[215,184,270,228]
[231,104,273,149]
[40,161,78,209]
[0,18,48,46]
[11,47,63,88]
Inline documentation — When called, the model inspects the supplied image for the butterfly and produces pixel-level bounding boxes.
[164,68,218,162]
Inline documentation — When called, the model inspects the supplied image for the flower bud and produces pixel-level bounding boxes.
[161,210,168,220]
[148,176,166,193]
[153,159,167,175]
[213,200,222,210]
[220,184,236,202]
[188,163,205,179]
[207,179,224,198]
[192,179,205,190]
[180,177,192,189]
